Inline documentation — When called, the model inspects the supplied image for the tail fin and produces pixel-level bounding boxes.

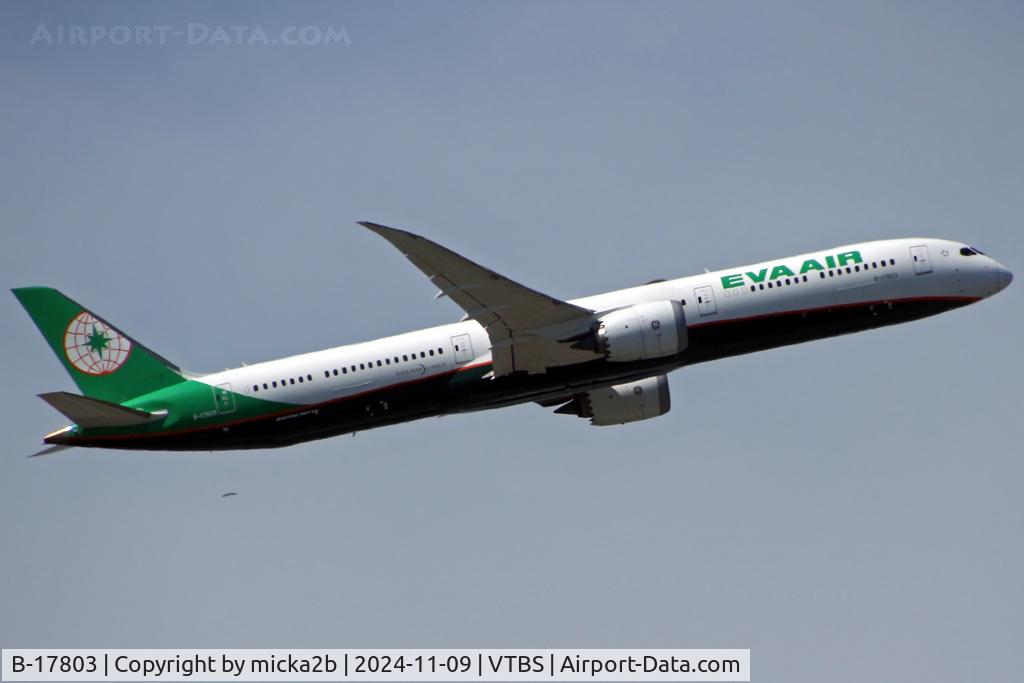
[12,287,186,403]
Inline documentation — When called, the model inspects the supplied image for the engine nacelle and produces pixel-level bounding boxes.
[595,300,687,362]
[556,374,671,426]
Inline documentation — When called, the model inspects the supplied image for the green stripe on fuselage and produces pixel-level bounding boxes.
[68,380,298,439]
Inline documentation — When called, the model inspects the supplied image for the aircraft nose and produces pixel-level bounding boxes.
[997,265,1013,291]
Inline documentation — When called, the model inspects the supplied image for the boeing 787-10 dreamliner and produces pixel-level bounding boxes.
[13,222,1013,453]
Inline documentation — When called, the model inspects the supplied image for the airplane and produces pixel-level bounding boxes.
[13,222,1013,453]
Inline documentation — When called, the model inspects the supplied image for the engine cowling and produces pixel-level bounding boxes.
[555,374,671,426]
[594,300,687,362]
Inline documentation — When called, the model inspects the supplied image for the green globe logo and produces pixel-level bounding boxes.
[63,312,132,375]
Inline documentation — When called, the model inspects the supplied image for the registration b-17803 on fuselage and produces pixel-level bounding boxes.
[14,223,1012,452]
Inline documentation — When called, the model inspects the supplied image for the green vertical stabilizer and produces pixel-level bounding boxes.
[12,287,186,403]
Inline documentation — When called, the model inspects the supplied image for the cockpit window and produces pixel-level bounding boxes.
[971,246,986,255]
[960,247,977,256]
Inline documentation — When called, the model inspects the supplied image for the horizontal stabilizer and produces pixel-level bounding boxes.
[29,444,74,458]
[38,391,158,428]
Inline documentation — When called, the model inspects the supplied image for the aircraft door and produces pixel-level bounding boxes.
[694,285,717,316]
[910,245,932,275]
[213,383,236,414]
[451,334,474,364]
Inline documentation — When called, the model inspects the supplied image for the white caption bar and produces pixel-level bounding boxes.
[2,650,749,682]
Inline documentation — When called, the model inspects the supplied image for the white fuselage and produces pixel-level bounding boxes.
[197,237,1009,409]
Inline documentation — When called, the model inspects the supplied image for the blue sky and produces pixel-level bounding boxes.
[1,2,1022,681]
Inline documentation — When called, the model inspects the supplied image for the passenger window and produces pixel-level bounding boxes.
[403,354,408,361]
[438,348,443,354]
[750,285,756,292]
[759,283,765,290]
[889,258,895,265]
[819,272,825,279]
[272,381,278,388]
[289,378,295,385]
[298,376,303,383]
[253,385,259,392]
[385,358,390,365]
[376,360,382,367]
[263,383,268,390]
[429,349,434,356]
[855,265,860,272]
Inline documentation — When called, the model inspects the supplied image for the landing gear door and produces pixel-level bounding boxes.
[451,333,474,364]
[694,285,717,316]
[213,383,236,414]
[910,245,932,275]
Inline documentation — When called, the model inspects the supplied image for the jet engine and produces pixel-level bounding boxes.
[554,374,671,426]
[573,300,687,362]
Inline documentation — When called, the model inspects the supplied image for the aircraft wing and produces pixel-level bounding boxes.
[360,222,599,375]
